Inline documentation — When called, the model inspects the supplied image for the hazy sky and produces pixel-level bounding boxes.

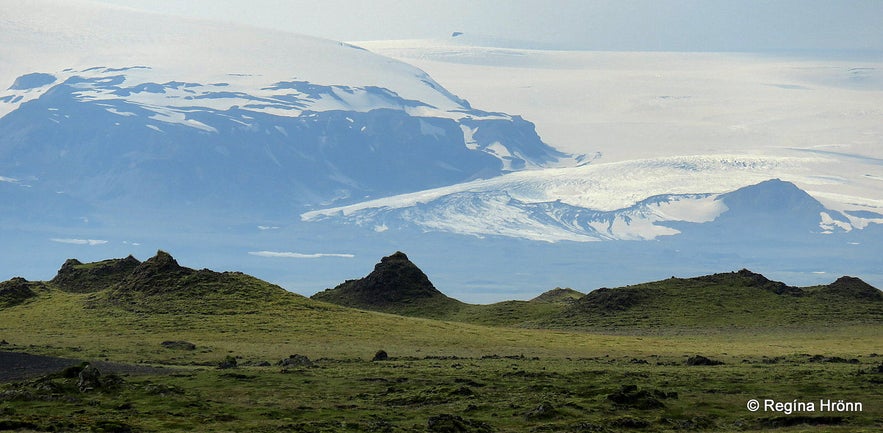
[91,0,883,52]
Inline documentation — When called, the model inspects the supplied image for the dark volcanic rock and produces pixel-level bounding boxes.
[696,269,803,296]
[50,255,141,293]
[112,250,194,295]
[372,350,389,362]
[310,252,462,317]
[77,364,101,392]
[314,251,442,306]
[278,354,313,367]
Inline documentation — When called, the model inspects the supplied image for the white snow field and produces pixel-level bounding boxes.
[333,38,883,239]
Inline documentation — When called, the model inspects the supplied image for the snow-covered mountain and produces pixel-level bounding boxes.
[0,2,566,214]
[2,1,881,300]
[303,157,876,242]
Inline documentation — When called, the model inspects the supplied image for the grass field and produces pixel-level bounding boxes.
[0,255,880,432]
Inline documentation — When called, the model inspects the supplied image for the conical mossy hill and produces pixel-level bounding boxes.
[530,287,584,304]
[311,251,464,317]
[819,276,883,301]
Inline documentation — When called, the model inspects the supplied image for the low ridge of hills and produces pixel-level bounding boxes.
[4,250,308,315]
[542,270,883,330]
[309,253,882,329]
[2,250,880,330]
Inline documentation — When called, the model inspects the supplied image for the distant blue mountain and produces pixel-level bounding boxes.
[0,68,566,218]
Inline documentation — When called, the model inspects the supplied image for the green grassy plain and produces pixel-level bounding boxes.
[0,256,880,432]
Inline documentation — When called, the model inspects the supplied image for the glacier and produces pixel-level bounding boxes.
[1,1,882,302]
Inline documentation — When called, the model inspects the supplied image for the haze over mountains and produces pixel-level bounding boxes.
[2,1,882,302]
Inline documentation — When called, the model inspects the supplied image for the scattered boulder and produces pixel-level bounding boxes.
[685,355,724,366]
[218,355,238,369]
[161,340,196,351]
[77,364,101,392]
[372,350,389,362]
[278,354,313,367]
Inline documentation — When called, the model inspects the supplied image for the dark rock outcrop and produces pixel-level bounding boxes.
[311,252,463,317]
[77,364,101,392]
[372,350,389,362]
[696,269,802,296]
[50,255,140,293]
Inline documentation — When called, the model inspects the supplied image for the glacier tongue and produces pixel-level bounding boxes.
[303,158,864,242]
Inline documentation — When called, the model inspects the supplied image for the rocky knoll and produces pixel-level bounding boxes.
[50,255,141,293]
[311,251,464,318]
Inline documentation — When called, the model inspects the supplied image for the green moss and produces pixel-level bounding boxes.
[0,253,880,431]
